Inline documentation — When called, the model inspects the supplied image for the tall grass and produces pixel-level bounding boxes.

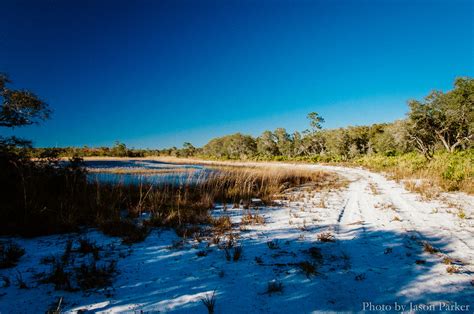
[0,157,337,237]
[354,150,473,194]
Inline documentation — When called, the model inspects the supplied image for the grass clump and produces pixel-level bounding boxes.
[298,261,317,277]
[267,280,283,294]
[99,219,149,244]
[317,232,335,243]
[0,242,25,269]
[241,212,265,225]
[201,291,216,314]
[76,260,117,290]
[423,242,439,254]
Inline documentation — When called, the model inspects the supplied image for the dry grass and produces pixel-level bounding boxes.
[404,181,440,200]
[317,232,335,242]
[423,242,439,254]
[446,265,460,274]
[201,291,216,314]
[241,212,265,225]
[0,154,340,239]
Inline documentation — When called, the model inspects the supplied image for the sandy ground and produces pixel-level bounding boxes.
[0,163,473,313]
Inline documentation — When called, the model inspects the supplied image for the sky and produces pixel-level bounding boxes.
[1,0,473,149]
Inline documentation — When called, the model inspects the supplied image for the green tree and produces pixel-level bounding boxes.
[0,73,51,128]
[111,141,128,157]
[307,112,325,131]
[407,77,473,158]
[257,131,279,158]
[274,128,292,157]
[182,142,196,157]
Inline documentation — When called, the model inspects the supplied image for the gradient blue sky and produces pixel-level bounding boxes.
[1,0,473,148]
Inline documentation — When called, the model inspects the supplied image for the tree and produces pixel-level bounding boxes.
[182,142,196,157]
[307,112,325,131]
[0,73,51,128]
[203,133,257,159]
[257,131,279,158]
[111,141,128,157]
[406,77,473,158]
[274,128,292,157]
[431,77,473,152]
[406,100,437,159]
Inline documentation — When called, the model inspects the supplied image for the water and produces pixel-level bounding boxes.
[84,160,211,186]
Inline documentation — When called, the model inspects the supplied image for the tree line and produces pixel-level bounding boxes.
[20,77,474,161]
[198,77,473,161]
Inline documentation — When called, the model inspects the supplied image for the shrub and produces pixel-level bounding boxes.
[201,291,216,314]
[233,246,243,261]
[76,260,117,290]
[241,212,265,225]
[266,240,280,250]
[298,261,317,277]
[317,232,335,243]
[267,280,283,294]
[0,242,25,268]
[99,219,149,244]
[423,242,439,254]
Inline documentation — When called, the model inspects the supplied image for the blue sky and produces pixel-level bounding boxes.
[1,0,473,148]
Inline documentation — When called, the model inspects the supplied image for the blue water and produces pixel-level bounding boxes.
[84,160,211,186]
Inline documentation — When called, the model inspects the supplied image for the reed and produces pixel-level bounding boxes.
[0,156,337,237]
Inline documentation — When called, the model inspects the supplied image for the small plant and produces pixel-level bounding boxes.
[423,242,439,254]
[457,209,466,219]
[201,291,216,314]
[392,216,401,222]
[307,247,323,263]
[42,259,73,291]
[76,260,117,290]
[196,250,208,257]
[241,212,265,225]
[443,257,454,265]
[233,246,243,261]
[1,275,11,288]
[78,238,100,260]
[267,280,283,294]
[100,219,149,244]
[212,216,232,234]
[267,239,280,250]
[446,265,460,274]
[61,239,73,265]
[298,261,317,277]
[15,270,28,289]
[369,183,379,195]
[317,232,335,243]
[224,248,231,261]
[0,242,25,269]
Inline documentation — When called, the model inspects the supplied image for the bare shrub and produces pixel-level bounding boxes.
[317,232,335,243]
[201,291,216,314]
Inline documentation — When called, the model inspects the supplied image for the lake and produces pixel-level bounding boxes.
[84,159,211,185]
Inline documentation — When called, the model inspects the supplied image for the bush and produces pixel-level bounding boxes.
[0,242,25,268]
